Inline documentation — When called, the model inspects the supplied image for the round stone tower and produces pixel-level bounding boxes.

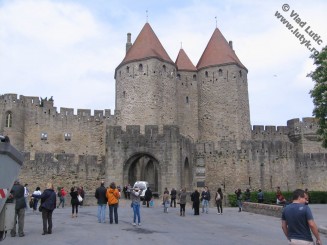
[196,28,251,145]
[115,23,178,130]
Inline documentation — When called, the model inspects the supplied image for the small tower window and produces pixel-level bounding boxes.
[138,64,143,72]
[193,74,197,81]
[5,112,12,128]
[163,65,166,72]
[64,133,71,141]
[177,74,181,80]
[123,91,126,98]
[218,69,223,77]
[239,70,242,77]
[186,96,189,103]
[126,66,130,73]
[41,133,48,140]
[205,71,208,77]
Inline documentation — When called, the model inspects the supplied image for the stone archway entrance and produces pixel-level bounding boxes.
[123,153,160,192]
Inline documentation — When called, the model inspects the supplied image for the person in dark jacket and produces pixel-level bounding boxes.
[201,186,211,214]
[70,187,79,218]
[144,187,153,208]
[257,189,264,203]
[10,179,26,237]
[170,188,177,208]
[215,188,224,214]
[235,189,243,212]
[191,189,200,215]
[95,181,107,223]
[39,182,56,235]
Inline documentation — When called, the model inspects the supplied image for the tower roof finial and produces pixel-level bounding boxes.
[146,10,148,23]
[215,16,217,28]
[181,42,183,49]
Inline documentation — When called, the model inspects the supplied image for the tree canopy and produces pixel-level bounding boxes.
[309,46,327,148]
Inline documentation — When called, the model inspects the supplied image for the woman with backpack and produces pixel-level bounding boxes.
[215,188,223,215]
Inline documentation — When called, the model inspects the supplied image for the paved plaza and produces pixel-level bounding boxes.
[1,200,326,245]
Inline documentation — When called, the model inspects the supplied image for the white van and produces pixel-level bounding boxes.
[133,181,149,201]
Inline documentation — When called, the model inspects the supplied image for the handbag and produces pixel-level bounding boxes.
[38,205,43,212]
[77,194,83,202]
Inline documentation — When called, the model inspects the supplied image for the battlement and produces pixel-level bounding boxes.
[0,93,119,124]
[287,117,319,141]
[109,125,182,139]
[251,125,289,141]
[0,94,40,105]
[287,118,319,135]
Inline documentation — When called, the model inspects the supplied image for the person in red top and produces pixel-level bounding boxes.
[276,186,286,205]
[57,187,67,208]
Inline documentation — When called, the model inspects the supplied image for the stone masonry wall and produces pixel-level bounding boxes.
[176,70,199,141]
[197,64,251,144]
[105,125,194,194]
[115,59,178,131]
[196,139,298,194]
[0,94,117,159]
[19,152,106,200]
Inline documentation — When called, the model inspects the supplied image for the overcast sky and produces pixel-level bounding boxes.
[0,0,326,126]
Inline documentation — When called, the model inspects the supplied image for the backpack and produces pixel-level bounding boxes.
[58,191,62,197]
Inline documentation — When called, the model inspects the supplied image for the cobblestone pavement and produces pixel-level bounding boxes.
[1,200,326,245]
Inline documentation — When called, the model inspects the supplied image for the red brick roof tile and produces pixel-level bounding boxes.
[121,23,173,65]
[196,28,246,70]
[175,48,197,71]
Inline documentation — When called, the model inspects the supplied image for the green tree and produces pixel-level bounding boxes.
[309,46,327,148]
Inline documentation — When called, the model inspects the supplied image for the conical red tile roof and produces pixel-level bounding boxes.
[120,23,173,66]
[196,28,246,70]
[175,48,197,71]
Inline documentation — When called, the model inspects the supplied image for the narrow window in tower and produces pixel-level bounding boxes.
[64,133,71,141]
[239,70,242,77]
[163,65,166,72]
[126,66,130,73]
[5,112,12,127]
[177,74,181,80]
[193,74,197,81]
[186,96,189,104]
[123,91,126,98]
[41,132,48,140]
[138,64,143,72]
[218,69,223,77]
[205,71,208,77]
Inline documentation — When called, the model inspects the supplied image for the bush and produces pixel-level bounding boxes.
[227,190,327,206]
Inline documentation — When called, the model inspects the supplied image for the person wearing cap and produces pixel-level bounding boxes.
[10,180,26,237]
[95,181,107,223]
[131,187,141,226]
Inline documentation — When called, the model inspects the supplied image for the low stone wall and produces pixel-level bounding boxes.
[242,202,283,218]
